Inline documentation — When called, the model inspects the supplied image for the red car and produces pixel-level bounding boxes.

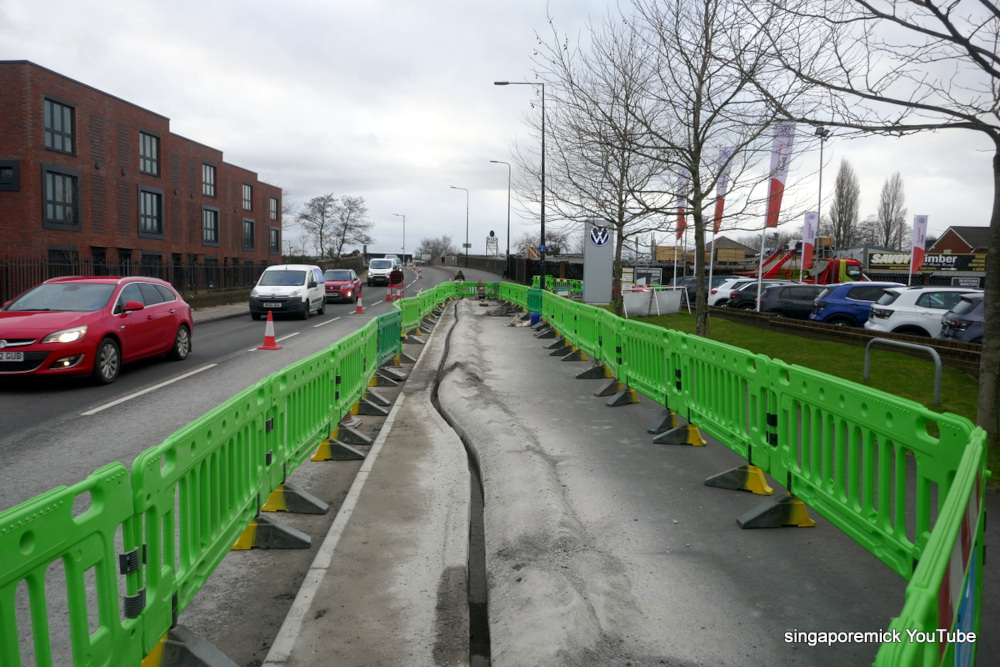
[0,276,193,384]
[323,269,362,303]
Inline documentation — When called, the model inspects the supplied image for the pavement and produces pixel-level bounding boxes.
[186,282,997,667]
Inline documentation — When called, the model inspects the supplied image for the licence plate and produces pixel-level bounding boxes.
[263,302,282,308]
[1,351,24,362]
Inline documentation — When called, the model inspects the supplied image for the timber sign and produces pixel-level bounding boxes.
[866,252,987,272]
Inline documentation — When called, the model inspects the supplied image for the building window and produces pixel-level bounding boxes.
[202,207,220,245]
[242,218,255,251]
[43,166,81,231]
[140,132,159,176]
[269,227,281,254]
[139,187,164,238]
[44,99,75,154]
[202,163,216,197]
[270,196,279,220]
[242,183,253,211]
[0,160,19,191]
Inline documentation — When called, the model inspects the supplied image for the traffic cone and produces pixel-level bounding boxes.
[418,267,422,280]
[355,294,364,314]
[257,311,282,350]
[386,286,392,302]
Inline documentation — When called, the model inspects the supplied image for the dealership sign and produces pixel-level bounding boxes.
[867,252,987,273]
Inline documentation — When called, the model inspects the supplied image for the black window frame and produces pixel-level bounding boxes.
[269,196,279,220]
[242,218,256,251]
[269,227,281,254]
[0,160,19,191]
[202,206,220,246]
[242,183,253,211]
[139,131,160,176]
[42,164,82,231]
[138,186,165,239]
[44,98,75,154]
[202,163,216,197]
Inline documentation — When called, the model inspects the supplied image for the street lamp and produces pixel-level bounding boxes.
[450,186,470,267]
[490,160,511,279]
[815,126,830,251]
[393,213,405,264]
[495,80,545,288]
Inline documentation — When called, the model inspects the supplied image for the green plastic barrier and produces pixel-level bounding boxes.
[376,310,403,365]
[129,383,269,655]
[569,297,604,362]
[398,296,422,334]
[335,320,378,419]
[526,287,542,315]
[676,335,773,463]
[499,282,528,307]
[616,318,673,407]
[268,349,336,474]
[0,464,142,667]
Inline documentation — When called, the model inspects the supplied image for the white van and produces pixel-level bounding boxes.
[249,264,326,320]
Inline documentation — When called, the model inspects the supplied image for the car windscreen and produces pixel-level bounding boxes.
[325,270,352,281]
[258,270,306,287]
[369,260,393,269]
[6,283,116,312]
[950,296,982,316]
[875,290,902,306]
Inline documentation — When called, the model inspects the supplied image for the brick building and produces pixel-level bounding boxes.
[0,60,282,298]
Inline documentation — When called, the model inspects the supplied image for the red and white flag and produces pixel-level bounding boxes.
[713,147,735,234]
[676,168,689,239]
[801,211,818,270]
[910,215,928,273]
[765,122,796,228]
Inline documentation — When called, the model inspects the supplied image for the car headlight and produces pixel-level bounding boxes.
[250,288,260,298]
[42,325,88,344]
[289,288,302,298]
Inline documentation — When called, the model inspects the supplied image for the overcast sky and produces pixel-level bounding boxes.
[2,0,992,257]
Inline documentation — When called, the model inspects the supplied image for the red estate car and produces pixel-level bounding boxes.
[323,269,362,303]
[0,276,193,384]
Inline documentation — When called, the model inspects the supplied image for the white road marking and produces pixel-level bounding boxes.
[312,316,341,328]
[81,364,218,416]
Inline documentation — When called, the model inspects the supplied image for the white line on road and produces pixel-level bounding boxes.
[247,331,300,352]
[81,364,218,416]
[312,316,341,328]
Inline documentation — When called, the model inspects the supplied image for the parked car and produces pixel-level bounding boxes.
[0,275,193,384]
[938,294,985,344]
[673,275,730,303]
[758,284,827,320]
[367,258,396,286]
[810,281,903,327]
[323,269,362,303]
[383,254,403,269]
[249,264,326,320]
[865,286,982,338]
[726,280,801,310]
[710,278,798,307]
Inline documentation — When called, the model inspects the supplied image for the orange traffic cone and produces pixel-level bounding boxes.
[355,294,364,314]
[385,286,392,302]
[257,311,282,350]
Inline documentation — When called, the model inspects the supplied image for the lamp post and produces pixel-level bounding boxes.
[495,80,545,288]
[393,213,405,264]
[815,126,830,253]
[490,160,511,279]
[450,186,470,267]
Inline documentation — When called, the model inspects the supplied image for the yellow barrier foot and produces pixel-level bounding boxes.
[561,347,588,362]
[311,438,366,461]
[262,483,331,514]
[594,379,625,397]
[737,493,816,528]
[357,398,390,416]
[142,624,238,667]
[576,363,612,379]
[606,386,639,407]
[647,409,679,435]
[704,465,774,495]
[652,424,706,446]
[232,514,311,550]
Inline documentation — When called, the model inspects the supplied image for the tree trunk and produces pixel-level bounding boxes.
[977,143,1000,448]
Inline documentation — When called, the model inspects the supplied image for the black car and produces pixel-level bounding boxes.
[758,284,827,319]
[726,280,798,310]
[938,294,984,344]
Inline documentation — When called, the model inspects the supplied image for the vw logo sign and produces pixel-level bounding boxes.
[590,226,610,247]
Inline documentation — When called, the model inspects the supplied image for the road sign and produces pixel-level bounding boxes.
[462,243,472,248]
[539,244,547,253]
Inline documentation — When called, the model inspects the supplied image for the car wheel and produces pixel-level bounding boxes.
[91,338,121,385]
[318,300,325,315]
[300,302,310,319]
[167,324,191,361]
[828,317,855,327]
[772,311,785,318]
[740,304,755,310]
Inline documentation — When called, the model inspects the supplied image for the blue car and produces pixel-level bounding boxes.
[809,282,904,327]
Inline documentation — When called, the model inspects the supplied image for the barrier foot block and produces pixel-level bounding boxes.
[520,313,531,321]
[262,483,331,514]
[535,328,556,339]
[364,387,391,406]
[232,514,311,550]
[142,625,238,667]
[311,438,366,461]
[576,363,611,379]
[335,424,373,446]
[737,493,816,528]
[379,367,408,383]
[399,351,418,364]
[402,334,426,345]
[357,398,390,416]
[647,409,679,435]
[545,337,568,351]
[370,372,399,388]
[550,344,575,357]
[652,424,706,446]
[704,465,774,496]
[594,379,624,397]
[560,347,587,362]
[606,386,639,407]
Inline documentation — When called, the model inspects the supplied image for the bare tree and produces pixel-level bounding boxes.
[749,0,1000,444]
[296,194,339,258]
[825,159,861,248]
[330,195,374,259]
[875,172,907,248]
[416,235,459,261]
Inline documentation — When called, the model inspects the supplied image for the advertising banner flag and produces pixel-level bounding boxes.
[713,147,735,234]
[911,214,928,273]
[802,211,818,270]
[765,121,796,228]
[676,168,689,239]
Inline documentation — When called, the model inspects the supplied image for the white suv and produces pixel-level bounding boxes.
[865,286,983,338]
